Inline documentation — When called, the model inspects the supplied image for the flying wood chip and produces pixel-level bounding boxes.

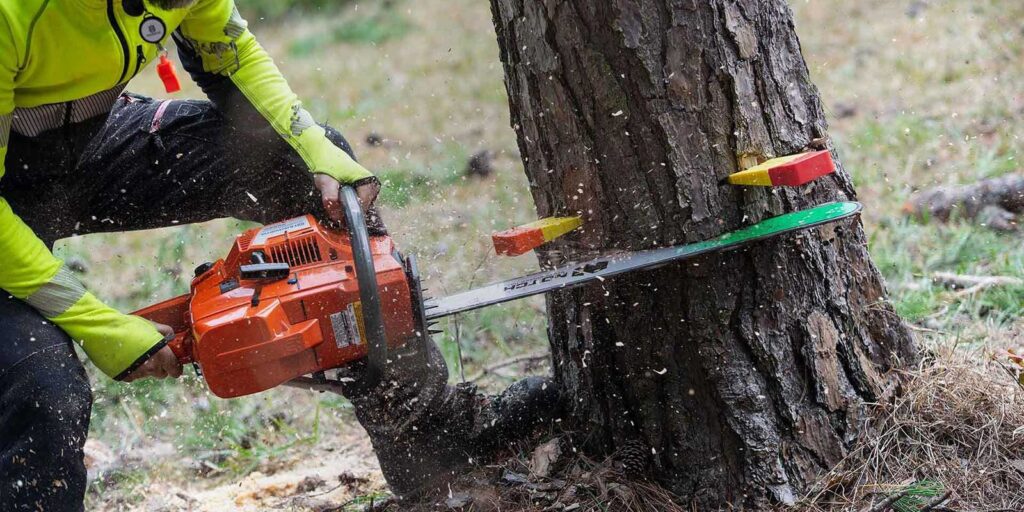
[493,216,583,256]
[727,150,835,187]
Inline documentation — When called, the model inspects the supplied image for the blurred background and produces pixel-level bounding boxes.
[70,0,1022,509]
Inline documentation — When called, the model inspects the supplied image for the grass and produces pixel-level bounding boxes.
[871,220,1024,325]
[239,0,349,21]
[798,0,1024,339]
[288,1,413,55]
[67,0,1022,508]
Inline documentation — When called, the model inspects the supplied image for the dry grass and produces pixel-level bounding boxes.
[799,346,1024,511]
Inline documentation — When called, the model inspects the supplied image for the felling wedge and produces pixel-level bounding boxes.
[135,186,863,399]
[493,216,583,256]
[727,150,835,187]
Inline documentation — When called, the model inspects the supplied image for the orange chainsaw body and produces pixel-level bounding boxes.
[135,215,416,398]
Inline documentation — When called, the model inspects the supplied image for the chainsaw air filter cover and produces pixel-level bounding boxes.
[138,215,416,398]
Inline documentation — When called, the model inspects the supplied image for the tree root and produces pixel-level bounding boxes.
[931,272,1024,297]
[903,174,1024,231]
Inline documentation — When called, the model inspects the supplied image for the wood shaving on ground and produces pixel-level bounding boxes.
[124,435,384,512]
[530,438,561,479]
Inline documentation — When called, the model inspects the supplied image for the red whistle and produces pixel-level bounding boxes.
[157,54,182,94]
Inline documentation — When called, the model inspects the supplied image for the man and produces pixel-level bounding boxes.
[0,1,558,510]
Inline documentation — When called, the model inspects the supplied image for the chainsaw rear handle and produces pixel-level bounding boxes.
[132,294,194,364]
[341,186,388,387]
[165,332,193,364]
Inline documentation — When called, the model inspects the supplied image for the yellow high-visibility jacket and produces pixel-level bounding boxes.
[0,0,373,379]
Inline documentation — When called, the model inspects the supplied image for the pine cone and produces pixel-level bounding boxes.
[615,439,649,476]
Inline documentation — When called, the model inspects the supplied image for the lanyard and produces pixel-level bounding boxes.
[127,0,182,93]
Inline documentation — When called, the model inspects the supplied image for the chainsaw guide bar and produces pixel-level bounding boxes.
[425,201,862,319]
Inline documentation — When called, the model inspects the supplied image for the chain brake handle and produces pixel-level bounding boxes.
[340,186,388,387]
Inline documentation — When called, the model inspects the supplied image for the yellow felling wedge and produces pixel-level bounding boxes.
[493,216,583,256]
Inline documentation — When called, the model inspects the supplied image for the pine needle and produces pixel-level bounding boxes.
[893,480,945,512]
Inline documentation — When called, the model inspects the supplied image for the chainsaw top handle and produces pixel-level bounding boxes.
[340,186,388,387]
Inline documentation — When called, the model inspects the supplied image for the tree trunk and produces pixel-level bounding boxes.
[489,1,917,508]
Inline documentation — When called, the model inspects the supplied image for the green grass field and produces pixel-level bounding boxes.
[71,0,1022,509]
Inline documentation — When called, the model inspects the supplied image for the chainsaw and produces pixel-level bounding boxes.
[134,187,862,398]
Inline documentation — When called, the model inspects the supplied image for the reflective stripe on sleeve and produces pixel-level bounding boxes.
[9,86,125,137]
[224,6,248,39]
[0,114,10,147]
[290,105,315,136]
[24,264,88,318]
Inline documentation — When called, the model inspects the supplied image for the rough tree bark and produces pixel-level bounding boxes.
[489,1,917,508]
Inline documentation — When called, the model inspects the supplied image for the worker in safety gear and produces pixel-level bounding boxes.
[0,1,558,509]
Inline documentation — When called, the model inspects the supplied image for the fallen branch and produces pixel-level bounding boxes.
[904,173,1024,231]
[867,490,909,512]
[919,490,953,511]
[932,272,1023,297]
[466,351,550,383]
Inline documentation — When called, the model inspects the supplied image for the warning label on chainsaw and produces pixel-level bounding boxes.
[252,217,311,245]
[330,303,364,348]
